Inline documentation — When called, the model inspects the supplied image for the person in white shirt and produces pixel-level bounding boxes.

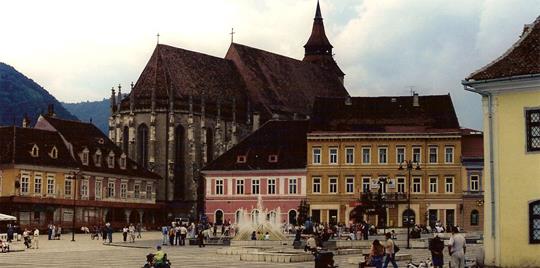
[179,225,188,246]
[128,224,136,243]
[448,226,467,268]
[383,232,398,268]
[33,228,39,249]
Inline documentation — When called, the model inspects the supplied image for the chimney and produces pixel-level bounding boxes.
[252,112,260,131]
[22,113,30,128]
[47,104,56,117]
[413,93,420,107]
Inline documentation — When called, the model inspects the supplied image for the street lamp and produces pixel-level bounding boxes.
[398,160,420,249]
[378,177,387,234]
[70,168,82,242]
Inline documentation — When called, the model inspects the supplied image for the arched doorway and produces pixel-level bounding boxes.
[129,210,140,224]
[206,128,214,162]
[122,126,129,154]
[137,124,148,168]
[403,209,416,227]
[288,210,297,225]
[215,210,224,225]
[174,125,185,199]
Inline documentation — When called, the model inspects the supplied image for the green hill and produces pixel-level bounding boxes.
[62,99,110,134]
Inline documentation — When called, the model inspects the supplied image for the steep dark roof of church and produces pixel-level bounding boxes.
[310,95,460,133]
[225,43,349,118]
[203,120,308,171]
[35,116,160,179]
[466,16,540,81]
[0,126,78,168]
[122,44,248,114]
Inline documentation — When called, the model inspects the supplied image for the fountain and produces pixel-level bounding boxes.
[233,195,287,241]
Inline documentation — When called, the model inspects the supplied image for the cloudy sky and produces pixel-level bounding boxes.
[1,0,538,129]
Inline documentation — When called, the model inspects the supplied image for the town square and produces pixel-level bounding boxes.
[0,0,539,267]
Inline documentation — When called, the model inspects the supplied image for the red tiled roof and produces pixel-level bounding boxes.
[461,128,483,158]
[310,95,460,133]
[36,116,161,180]
[0,126,79,168]
[466,16,540,81]
[225,43,349,119]
[203,120,308,171]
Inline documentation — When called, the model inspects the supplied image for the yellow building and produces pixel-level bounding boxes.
[462,16,540,267]
[306,95,470,230]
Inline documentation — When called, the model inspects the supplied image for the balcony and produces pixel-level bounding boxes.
[360,192,409,203]
[463,190,484,198]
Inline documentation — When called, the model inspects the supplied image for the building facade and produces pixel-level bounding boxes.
[460,128,484,232]
[463,16,540,268]
[306,95,468,229]
[0,114,162,230]
[109,2,348,216]
[203,121,308,225]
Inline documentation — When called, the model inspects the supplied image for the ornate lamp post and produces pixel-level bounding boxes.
[378,177,387,234]
[398,160,420,249]
[70,168,82,242]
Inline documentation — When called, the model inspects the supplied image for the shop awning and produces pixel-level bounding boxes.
[0,213,16,221]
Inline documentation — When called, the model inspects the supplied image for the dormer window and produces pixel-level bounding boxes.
[237,155,247,163]
[49,146,58,159]
[268,154,278,163]
[120,154,127,169]
[30,144,39,158]
[107,151,115,168]
[82,148,89,165]
[94,150,102,167]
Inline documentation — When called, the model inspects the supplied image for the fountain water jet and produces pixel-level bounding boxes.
[234,195,287,241]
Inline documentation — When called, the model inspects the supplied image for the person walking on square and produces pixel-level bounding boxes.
[129,224,136,243]
[174,225,181,246]
[122,226,128,242]
[106,223,113,243]
[429,235,444,268]
[168,226,175,246]
[197,230,205,247]
[448,226,466,268]
[136,223,142,239]
[369,239,385,268]
[32,228,39,249]
[179,225,187,246]
[47,224,52,240]
[383,232,398,268]
[161,225,168,245]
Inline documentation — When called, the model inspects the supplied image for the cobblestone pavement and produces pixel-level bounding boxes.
[0,232,482,268]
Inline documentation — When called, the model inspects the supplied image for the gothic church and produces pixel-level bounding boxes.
[109,2,349,216]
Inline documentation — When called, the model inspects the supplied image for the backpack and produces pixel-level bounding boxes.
[393,242,400,253]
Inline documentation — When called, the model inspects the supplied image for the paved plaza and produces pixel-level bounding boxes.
[0,231,482,268]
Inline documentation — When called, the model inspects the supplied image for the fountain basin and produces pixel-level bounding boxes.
[239,251,314,263]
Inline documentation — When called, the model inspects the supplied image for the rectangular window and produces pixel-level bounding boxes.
[526,109,540,152]
[95,181,102,199]
[34,174,42,194]
[445,177,454,193]
[312,177,321,193]
[470,175,480,192]
[215,179,224,195]
[413,147,421,163]
[312,148,321,164]
[146,184,152,199]
[236,180,244,195]
[329,177,338,193]
[21,174,29,194]
[345,147,354,164]
[378,147,387,164]
[429,147,438,163]
[429,177,438,193]
[346,177,354,193]
[396,147,405,164]
[47,175,55,195]
[65,179,72,196]
[289,178,297,194]
[267,179,276,194]
[329,147,338,164]
[397,177,405,193]
[107,181,115,198]
[362,177,371,193]
[445,147,454,163]
[120,183,127,199]
[134,184,140,198]
[108,156,115,168]
[412,177,421,193]
[81,179,89,198]
[362,147,371,164]
[252,179,260,195]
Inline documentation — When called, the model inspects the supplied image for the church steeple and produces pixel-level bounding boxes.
[303,1,345,83]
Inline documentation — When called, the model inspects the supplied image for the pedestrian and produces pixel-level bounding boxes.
[197,230,205,247]
[7,224,14,242]
[175,224,181,245]
[129,224,136,243]
[33,228,39,249]
[448,226,466,268]
[168,226,175,246]
[122,226,128,242]
[136,223,142,239]
[48,224,52,240]
[106,223,113,243]
[430,235,444,268]
[56,226,62,240]
[383,232,398,268]
[363,221,369,240]
[251,231,257,240]
[161,225,168,245]
[102,225,108,242]
[369,239,385,268]
[179,225,187,246]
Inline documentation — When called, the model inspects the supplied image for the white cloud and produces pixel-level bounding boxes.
[0,0,538,128]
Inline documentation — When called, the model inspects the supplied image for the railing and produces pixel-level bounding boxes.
[360,192,408,203]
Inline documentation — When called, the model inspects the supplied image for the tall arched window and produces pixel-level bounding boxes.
[470,210,480,226]
[137,124,148,168]
[206,128,214,162]
[530,200,540,244]
[122,126,129,155]
[288,210,297,225]
[174,125,185,199]
[251,209,260,225]
[215,210,224,225]
[235,210,243,224]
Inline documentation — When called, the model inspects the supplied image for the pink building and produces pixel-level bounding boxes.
[202,120,308,225]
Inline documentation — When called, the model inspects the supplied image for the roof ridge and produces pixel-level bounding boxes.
[231,43,304,64]
[158,43,233,63]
